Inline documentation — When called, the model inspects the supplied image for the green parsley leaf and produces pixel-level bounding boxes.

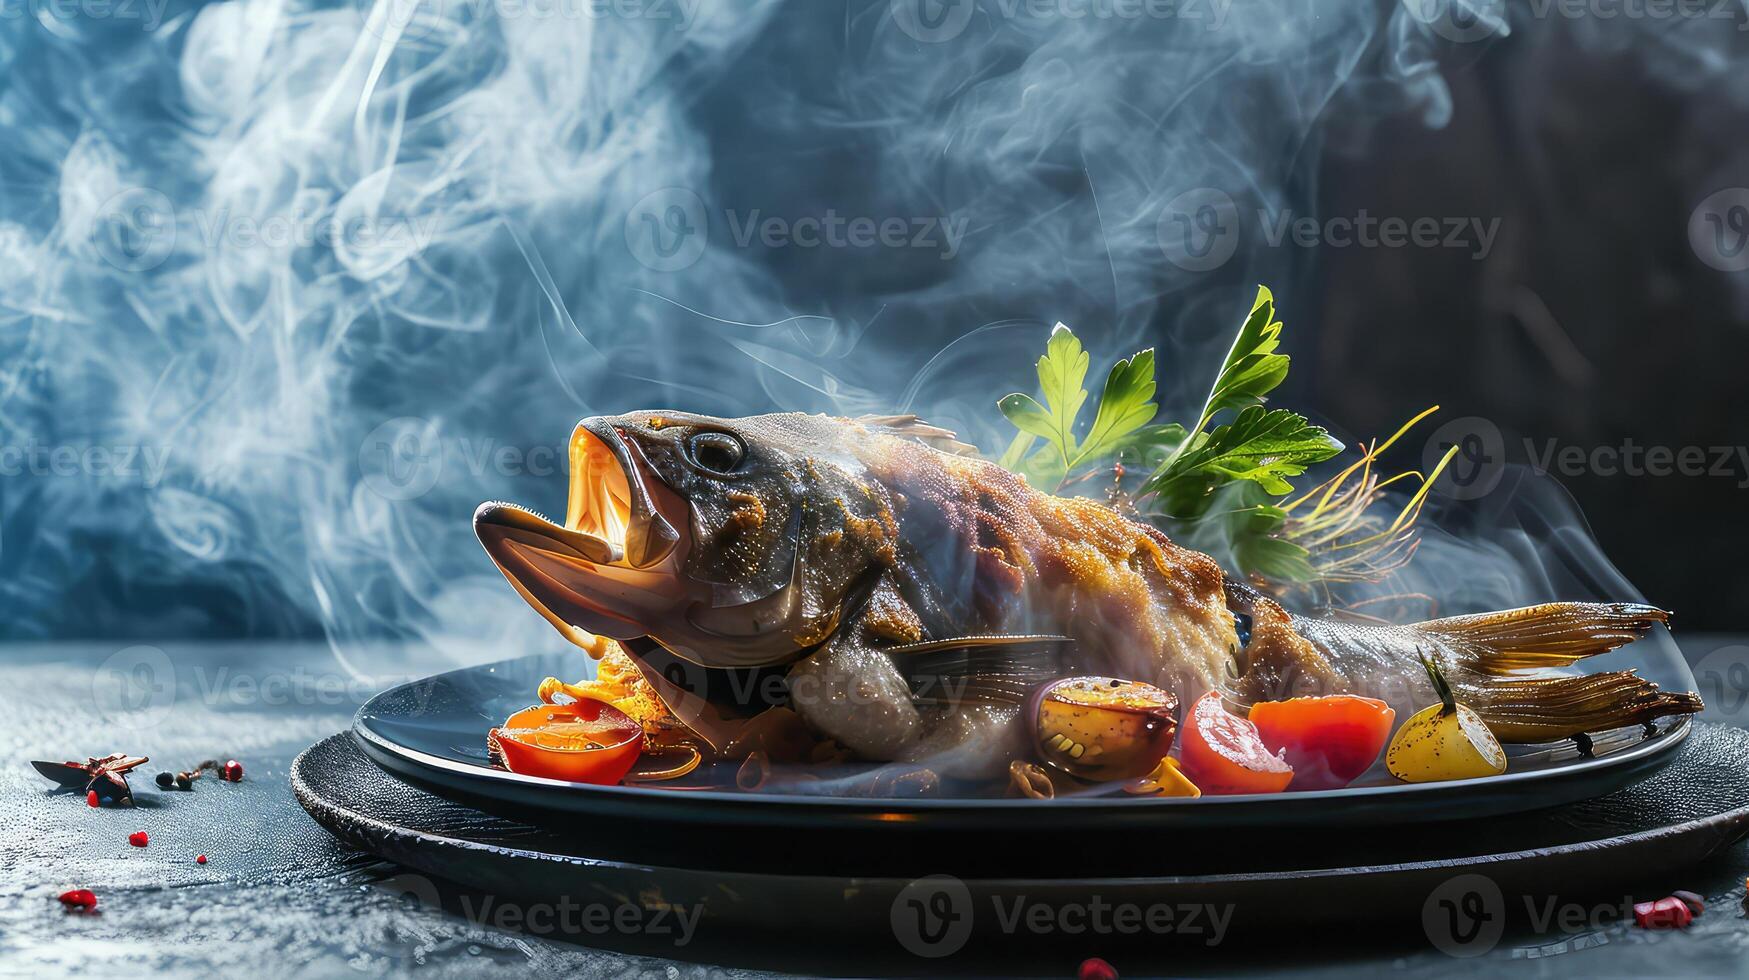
[1221,486,1319,582]
[1072,348,1158,469]
[1144,406,1343,516]
[1202,285,1290,424]
[997,323,1090,471]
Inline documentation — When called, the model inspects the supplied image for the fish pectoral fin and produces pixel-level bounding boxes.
[885,634,1076,707]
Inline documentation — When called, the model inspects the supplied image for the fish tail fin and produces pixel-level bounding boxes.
[1417,602,1702,742]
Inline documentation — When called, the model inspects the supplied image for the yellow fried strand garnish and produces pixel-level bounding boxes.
[539,643,677,734]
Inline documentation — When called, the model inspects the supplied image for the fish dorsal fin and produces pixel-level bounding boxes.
[854,414,979,456]
[887,634,1076,706]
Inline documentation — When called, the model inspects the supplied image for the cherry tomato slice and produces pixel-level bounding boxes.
[1247,695,1395,790]
[1178,691,1293,795]
[490,698,643,785]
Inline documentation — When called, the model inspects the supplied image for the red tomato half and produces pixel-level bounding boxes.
[1178,691,1293,795]
[1248,695,1395,790]
[490,699,643,785]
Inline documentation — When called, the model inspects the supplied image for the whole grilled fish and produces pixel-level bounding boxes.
[475,411,1700,771]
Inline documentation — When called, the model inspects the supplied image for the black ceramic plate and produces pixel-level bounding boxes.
[300,725,1749,969]
[353,652,1691,841]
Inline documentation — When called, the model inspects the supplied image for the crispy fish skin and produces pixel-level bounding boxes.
[476,411,1701,771]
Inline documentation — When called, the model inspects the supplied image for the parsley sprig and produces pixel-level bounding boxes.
[993,286,1345,582]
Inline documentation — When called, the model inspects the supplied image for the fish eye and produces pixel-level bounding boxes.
[686,431,746,475]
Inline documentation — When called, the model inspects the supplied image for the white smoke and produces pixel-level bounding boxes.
[0,0,1731,687]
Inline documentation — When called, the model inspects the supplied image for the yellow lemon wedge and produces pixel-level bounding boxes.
[1386,652,1507,783]
[1123,756,1203,798]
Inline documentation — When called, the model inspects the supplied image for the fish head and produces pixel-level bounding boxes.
[475,411,897,669]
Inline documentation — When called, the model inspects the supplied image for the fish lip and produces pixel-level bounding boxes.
[473,420,694,643]
[472,501,653,640]
[472,500,624,565]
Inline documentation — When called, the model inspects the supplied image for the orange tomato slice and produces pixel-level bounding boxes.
[1248,695,1395,790]
[490,698,643,785]
[1178,691,1293,795]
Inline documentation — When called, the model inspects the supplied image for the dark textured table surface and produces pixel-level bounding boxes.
[5,638,1749,978]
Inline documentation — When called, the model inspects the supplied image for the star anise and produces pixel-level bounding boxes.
[32,753,149,806]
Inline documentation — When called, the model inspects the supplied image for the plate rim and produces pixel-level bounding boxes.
[352,655,1693,815]
[301,728,1747,884]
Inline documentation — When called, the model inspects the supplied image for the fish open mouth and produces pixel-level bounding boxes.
[474,420,692,645]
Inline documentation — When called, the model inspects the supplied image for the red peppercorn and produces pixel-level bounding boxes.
[196,855,207,865]
[221,760,244,782]
[86,790,100,808]
[1634,896,1694,929]
[128,831,149,848]
[58,889,97,910]
[1078,957,1118,980]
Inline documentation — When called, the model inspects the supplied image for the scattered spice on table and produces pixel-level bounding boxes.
[1634,896,1693,929]
[154,758,245,790]
[1078,957,1118,980]
[32,753,149,806]
[58,889,97,911]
